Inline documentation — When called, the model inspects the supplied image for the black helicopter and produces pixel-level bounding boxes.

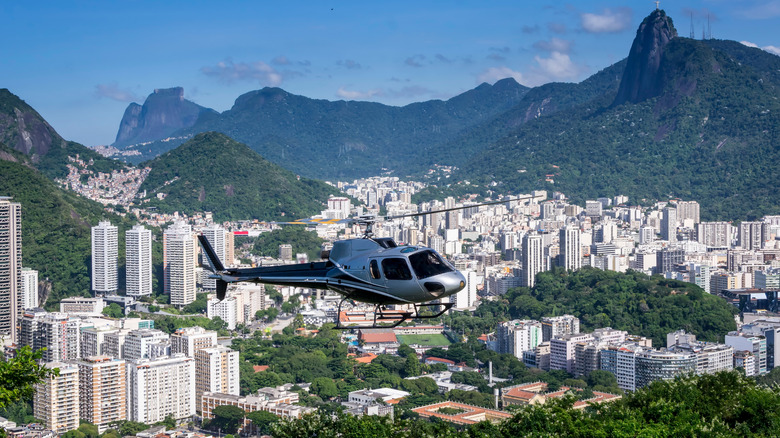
[199,196,531,328]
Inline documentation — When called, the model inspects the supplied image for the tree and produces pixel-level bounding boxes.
[246,410,279,436]
[154,414,176,430]
[310,377,339,399]
[101,303,124,318]
[78,422,99,438]
[210,405,245,435]
[0,346,57,409]
[403,354,422,378]
[397,344,416,358]
[61,431,86,438]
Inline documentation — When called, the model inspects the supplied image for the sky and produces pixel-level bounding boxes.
[2,1,779,147]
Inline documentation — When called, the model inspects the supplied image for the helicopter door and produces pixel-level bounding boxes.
[368,259,386,288]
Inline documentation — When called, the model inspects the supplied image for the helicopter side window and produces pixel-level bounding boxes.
[409,250,454,279]
[369,260,381,279]
[382,258,412,281]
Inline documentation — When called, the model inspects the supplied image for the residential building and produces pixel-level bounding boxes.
[550,333,593,373]
[559,225,581,271]
[739,221,767,250]
[541,315,580,342]
[77,356,126,432]
[600,344,644,392]
[676,201,700,225]
[123,329,170,360]
[91,221,118,295]
[661,207,677,242]
[194,346,239,412]
[126,354,195,423]
[201,225,226,290]
[496,320,542,359]
[201,387,314,425]
[126,225,153,297]
[21,268,38,310]
[697,222,731,247]
[19,311,81,362]
[635,349,696,389]
[666,331,733,375]
[207,295,238,330]
[0,197,22,343]
[655,248,685,275]
[170,326,217,357]
[164,222,196,307]
[80,326,119,358]
[34,362,79,433]
[59,297,106,315]
[725,332,768,375]
[521,233,543,288]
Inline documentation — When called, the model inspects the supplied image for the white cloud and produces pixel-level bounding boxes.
[201,59,283,86]
[533,37,574,54]
[94,83,140,102]
[581,8,632,33]
[534,52,585,81]
[740,41,780,56]
[477,67,525,85]
[336,87,382,100]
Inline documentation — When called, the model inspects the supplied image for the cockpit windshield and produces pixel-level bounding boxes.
[409,250,454,279]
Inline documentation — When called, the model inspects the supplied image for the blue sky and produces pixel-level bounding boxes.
[2,1,779,146]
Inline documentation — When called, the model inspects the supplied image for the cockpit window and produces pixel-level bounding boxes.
[381,258,412,280]
[410,250,454,279]
[369,260,381,279]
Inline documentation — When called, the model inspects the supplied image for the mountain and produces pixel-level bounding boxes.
[442,10,780,221]
[138,132,342,221]
[0,89,123,179]
[114,87,216,147]
[115,79,529,178]
[0,145,130,309]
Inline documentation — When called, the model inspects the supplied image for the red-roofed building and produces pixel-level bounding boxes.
[412,401,512,425]
[502,381,621,410]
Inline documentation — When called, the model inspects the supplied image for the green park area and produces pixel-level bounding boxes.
[396,333,452,346]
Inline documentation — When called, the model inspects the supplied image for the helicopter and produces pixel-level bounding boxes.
[198,195,533,329]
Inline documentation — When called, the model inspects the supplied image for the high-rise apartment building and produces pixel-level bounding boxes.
[34,362,80,433]
[279,244,293,261]
[550,333,593,374]
[697,221,732,247]
[521,233,543,288]
[123,329,170,360]
[496,320,543,359]
[676,201,700,224]
[21,267,38,310]
[635,350,697,389]
[171,326,217,357]
[126,355,196,423]
[91,221,118,295]
[20,311,81,362]
[0,197,22,342]
[201,225,226,290]
[559,226,581,271]
[194,346,239,412]
[225,231,235,267]
[78,356,127,432]
[164,222,196,307]
[126,224,152,297]
[739,221,767,250]
[541,315,580,342]
[661,207,677,242]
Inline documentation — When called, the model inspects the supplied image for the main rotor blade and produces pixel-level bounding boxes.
[384,194,538,220]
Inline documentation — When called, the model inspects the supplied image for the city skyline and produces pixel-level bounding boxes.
[2,1,779,146]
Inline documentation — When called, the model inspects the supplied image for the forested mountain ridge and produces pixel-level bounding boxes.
[450,10,780,221]
[0,89,124,180]
[115,79,530,177]
[138,132,342,221]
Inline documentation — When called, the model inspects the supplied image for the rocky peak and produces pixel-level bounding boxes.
[613,9,678,106]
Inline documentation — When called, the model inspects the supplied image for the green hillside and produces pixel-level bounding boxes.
[0,146,132,309]
[138,132,342,221]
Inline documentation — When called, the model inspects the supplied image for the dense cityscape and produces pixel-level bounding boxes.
[3,167,780,437]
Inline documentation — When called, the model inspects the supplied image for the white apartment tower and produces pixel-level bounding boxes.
[171,326,218,357]
[0,197,22,343]
[164,222,196,307]
[77,356,127,432]
[126,354,196,423]
[21,267,38,309]
[559,225,582,271]
[34,362,80,433]
[194,346,240,412]
[201,225,226,290]
[91,221,118,295]
[126,225,153,297]
[522,233,543,288]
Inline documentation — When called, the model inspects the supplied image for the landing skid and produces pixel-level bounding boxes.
[334,298,454,330]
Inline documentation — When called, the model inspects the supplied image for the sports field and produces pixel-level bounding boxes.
[396,333,452,346]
